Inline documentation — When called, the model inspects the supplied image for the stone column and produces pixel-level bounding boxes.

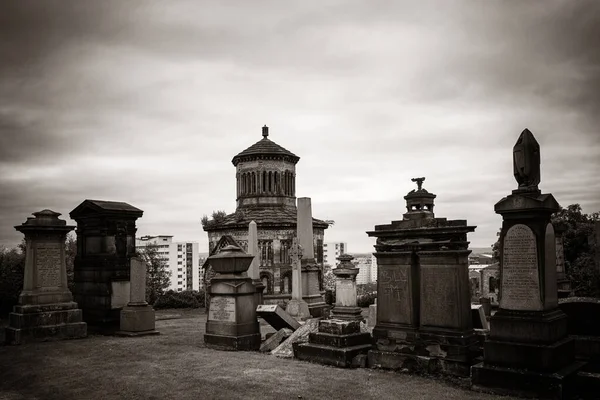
[204,245,261,351]
[116,257,159,336]
[295,253,371,367]
[331,254,362,320]
[285,238,310,320]
[472,128,583,399]
[248,221,265,306]
[297,197,327,317]
[5,210,87,344]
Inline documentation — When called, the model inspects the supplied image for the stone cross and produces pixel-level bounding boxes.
[290,237,303,301]
[248,221,259,281]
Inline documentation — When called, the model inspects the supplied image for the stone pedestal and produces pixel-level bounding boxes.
[116,257,158,337]
[69,200,143,327]
[366,178,478,377]
[302,261,328,318]
[472,129,583,399]
[5,210,87,344]
[204,245,260,351]
[296,255,371,367]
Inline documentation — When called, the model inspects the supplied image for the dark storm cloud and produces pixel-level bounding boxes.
[0,1,599,251]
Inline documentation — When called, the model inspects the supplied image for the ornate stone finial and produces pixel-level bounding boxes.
[336,254,355,269]
[513,128,540,190]
[262,125,269,138]
[411,177,426,191]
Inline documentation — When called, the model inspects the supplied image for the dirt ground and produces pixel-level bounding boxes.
[0,309,520,400]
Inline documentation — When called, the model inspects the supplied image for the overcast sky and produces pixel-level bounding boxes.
[1,1,599,253]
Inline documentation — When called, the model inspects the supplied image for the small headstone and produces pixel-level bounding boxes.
[259,328,292,353]
[367,303,377,327]
[471,304,489,330]
[256,304,300,331]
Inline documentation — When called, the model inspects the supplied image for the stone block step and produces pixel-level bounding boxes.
[295,342,372,368]
[5,322,87,345]
[309,332,371,348]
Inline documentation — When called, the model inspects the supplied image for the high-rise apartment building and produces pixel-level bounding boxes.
[136,235,200,292]
[323,242,347,267]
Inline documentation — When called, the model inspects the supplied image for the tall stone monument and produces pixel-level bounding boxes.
[116,257,159,336]
[367,178,477,376]
[247,221,265,306]
[295,254,371,367]
[285,237,311,320]
[472,129,584,398]
[204,244,261,350]
[5,210,87,344]
[297,197,328,317]
[69,200,143,327]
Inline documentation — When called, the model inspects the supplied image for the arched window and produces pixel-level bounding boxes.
[274,172,279,194]
[252,172,256,194]
[262,171,267,193]
[241,173,246,195]
[268,171,272,193]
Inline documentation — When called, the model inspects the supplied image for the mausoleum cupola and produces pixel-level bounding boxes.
[403,177,436,220]
[232,126,300,209]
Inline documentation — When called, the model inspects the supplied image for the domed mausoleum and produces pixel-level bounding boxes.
[203,126,328,305]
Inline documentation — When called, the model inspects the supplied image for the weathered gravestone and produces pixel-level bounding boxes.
[116,257,159,336]
[247,221,265,306]
[366,178,477,376]
[69,200,143,327]
[204,245,260,351]
[285,236,311,320]
[295,254,372,367]
[471,128,584,399]
[5,210,87,344]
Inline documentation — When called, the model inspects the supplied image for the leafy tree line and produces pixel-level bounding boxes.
[490,203,599,297]
[0,235,175,317]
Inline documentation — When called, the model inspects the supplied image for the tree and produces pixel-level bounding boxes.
[65,232,77,291]
[138,244,171,305]
[491,229,501,263]
[201,210,228,228]
[0,243,25,316]
[552,204,600,297]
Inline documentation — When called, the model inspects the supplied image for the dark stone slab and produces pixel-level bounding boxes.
[489,308,568,344]
[471,360,585,400]
[204,332,261,351]
[308,331,371,348]
[483,336,574,371]
[5,322,87,345]
[295,342,372,368]
[256,304,300,331]
[559,297,600,336]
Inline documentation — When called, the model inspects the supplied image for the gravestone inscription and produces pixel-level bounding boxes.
[209,296,236,322]
[500,224,542,311]
[36,244,61,287]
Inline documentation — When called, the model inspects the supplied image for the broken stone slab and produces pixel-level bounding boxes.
[257,304,300,331]
[271,318,319,358]
[260,328,292,353]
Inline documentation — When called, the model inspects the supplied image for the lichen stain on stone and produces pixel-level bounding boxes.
[425,344,447,358]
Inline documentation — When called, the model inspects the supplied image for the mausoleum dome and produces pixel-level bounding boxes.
[232,126,299,209]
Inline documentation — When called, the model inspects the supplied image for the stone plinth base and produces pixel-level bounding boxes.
[331,305,363,321]
[115,305,159,337]
[5,302,87,345]
[370,326,478,377]
[295,319,372,368]
[204,332,261,351]
[471,361,585,399]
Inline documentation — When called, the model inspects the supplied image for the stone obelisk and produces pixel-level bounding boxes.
[248,221,265,306]
[286,201,312,320]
